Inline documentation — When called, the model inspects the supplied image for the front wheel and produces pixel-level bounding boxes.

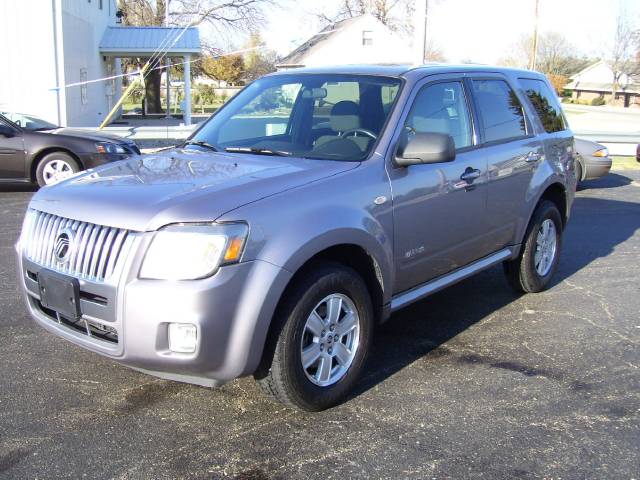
[255,262,374,411]
[503,200,563,293]
[35,152,79,187]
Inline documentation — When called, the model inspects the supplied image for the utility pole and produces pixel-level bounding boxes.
[529,0,539,70]
[165,0,172,118]
[413,0,427,65]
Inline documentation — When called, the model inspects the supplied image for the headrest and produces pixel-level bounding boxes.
[330,101,360,132]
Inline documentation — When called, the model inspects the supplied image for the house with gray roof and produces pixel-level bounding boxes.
[565,60,640,108]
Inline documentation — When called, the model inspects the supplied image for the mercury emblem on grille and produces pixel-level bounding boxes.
[53,228,75,264]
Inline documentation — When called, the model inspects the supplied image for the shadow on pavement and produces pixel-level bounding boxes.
[0,183,38,193]
[578,172,632,190]
[350,194,640,401]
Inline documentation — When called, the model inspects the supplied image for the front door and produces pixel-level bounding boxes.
[389,78,489,294]
[0,119,25,180]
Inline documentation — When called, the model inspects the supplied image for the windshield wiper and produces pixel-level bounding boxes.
[183,140,218,151]
[225,147,292,157]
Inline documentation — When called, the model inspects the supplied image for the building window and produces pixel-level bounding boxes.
[80,69,88,105]
[362,30,373,46]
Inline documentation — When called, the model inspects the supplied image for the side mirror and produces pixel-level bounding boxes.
[394,132,456,167]
[0,125,15,138]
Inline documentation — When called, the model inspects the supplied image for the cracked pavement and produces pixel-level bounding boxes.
[1,171,639,479]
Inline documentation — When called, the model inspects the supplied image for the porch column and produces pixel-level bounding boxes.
[114,57,123,118]
[183,54,191,126]
[165,56,171,118]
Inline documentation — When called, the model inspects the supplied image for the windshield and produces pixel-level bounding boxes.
[189,74,402,162]
[1,112,58,131]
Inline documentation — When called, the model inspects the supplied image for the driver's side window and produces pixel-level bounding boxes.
[405,81,472,149]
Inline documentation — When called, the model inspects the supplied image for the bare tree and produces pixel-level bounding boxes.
[118,0,273,113]
[608,11,640,104]
[315,0,413,32]
[500,31,590,76]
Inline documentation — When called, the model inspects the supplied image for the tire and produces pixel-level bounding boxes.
[503,200,563,293]
[35,152,80,187]
[255,262,374,411]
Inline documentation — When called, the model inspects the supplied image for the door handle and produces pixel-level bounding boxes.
[525,151,542,162]
[460,167,481,183]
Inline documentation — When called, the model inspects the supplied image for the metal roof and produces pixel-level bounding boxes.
[99,26,200,56]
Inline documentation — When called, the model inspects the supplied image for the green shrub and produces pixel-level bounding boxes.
[591,97,606,106]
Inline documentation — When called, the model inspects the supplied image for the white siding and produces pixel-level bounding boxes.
[0,0,59,124]
[0,0,117,127]
[294,15,412,67]
[61,0,116,126]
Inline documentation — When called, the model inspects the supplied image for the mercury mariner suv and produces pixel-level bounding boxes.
[17,65,576,411]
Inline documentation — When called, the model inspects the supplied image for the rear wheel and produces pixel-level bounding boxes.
[256,262,373,411]
[503,200,563,293]
[35,152,79,187]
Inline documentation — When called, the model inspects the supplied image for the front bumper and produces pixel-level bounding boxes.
[17,241,292,387]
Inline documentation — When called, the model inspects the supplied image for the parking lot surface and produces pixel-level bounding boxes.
[1,171,639,479]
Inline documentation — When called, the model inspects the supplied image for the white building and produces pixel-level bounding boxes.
[277,14,412,70]
[0,0,200,127]
[0,0,120,127]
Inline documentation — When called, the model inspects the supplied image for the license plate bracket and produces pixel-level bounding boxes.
[38,269,81,320]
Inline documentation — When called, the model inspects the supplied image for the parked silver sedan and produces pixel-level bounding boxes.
[574,137,612,183]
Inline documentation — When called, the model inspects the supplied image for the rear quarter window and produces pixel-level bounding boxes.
[471,79,528,143]
[519,78,566,133]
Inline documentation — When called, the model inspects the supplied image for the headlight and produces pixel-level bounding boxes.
[139,223,248,280]
[593,148,608,158]
[96,142,126,154]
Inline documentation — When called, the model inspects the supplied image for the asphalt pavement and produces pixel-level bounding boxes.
[1,171,639,479]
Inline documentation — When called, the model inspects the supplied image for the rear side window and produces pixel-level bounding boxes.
[471,79,527,143]
[519,78,566,133]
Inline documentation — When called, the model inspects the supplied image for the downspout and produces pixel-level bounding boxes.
[52,0,67,126]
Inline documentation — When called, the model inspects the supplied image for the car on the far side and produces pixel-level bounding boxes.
[574,137,612,183]
[0,112,140,187]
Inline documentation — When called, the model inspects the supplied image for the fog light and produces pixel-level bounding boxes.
[168,323,197,353]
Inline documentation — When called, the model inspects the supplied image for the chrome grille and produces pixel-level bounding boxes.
[23,210,132,282]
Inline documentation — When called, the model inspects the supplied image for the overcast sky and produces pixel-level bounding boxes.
[253,0,640,63]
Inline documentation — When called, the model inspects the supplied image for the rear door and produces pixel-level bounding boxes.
[468,75,545,252]
[0,117,26,180]
[389,75,489,293]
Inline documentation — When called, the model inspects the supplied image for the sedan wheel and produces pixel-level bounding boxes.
[35,152,80,187]
[42,159,74,185]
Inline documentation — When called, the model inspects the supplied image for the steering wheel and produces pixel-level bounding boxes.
[341,128,377,140]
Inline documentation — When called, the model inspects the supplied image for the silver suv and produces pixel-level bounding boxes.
[16,65,576,411]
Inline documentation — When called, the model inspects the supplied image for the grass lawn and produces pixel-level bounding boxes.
[611,156,639,170]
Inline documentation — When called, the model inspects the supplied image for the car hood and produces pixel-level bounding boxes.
[29,148,358,231]
[47,128,135,144]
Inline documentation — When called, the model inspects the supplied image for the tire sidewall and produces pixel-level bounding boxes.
[35,152,79,187]
[522,201,563,291]
[280,265,373,411]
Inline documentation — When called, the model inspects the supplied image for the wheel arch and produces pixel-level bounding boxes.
[252,241,388,380]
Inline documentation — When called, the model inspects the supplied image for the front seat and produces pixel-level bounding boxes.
[314,101,371,153]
